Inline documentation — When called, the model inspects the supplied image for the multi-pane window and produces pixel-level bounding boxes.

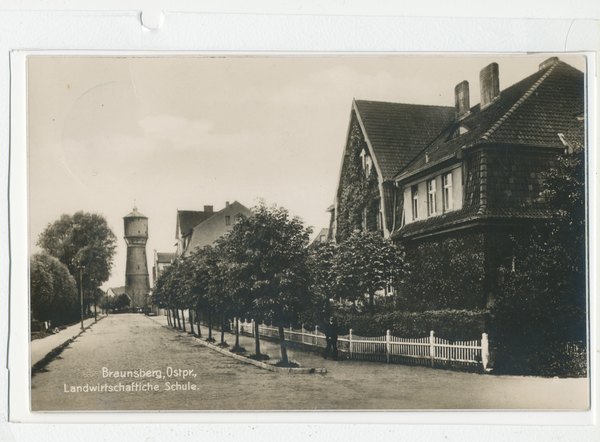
[427,179,437,216]
[411,186,419,220]
[443,172,453,211]
[225,216,231,226]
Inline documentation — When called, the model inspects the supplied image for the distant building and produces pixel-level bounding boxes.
[310,228,330,247]
[107,287,129,299]
[181,201,253,257]
[152,251,177,285]
[175,206,216,256]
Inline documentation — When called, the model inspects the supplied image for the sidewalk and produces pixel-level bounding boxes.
[30,316,104,366]
[147,315,337,371]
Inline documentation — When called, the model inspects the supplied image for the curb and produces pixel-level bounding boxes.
[145,316,327,374]
[190,335,327,374]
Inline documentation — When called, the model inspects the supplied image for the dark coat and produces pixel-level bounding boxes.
[324,320,338,342]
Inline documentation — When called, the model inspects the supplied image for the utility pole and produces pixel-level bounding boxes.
[73,259,86,330]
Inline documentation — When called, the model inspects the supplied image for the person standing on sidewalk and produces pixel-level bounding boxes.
[323,316,338,361]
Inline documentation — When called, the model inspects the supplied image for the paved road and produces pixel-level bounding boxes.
[31,313,589,411]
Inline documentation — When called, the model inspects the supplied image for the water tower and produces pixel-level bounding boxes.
[123,205,150,309]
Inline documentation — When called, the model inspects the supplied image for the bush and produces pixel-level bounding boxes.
[334,308,488,341]
[493,341,587,377]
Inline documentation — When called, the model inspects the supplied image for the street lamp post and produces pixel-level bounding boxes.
[73,260,86,330]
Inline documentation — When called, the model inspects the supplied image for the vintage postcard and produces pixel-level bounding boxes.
[26,54,590,413]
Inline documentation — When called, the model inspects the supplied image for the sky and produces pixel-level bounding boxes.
[27,54,586,291]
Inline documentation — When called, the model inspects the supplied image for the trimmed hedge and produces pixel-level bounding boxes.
[335,309,489,341]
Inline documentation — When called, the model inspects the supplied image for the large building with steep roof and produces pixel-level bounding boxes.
[330,57,585,309]
[181,201,253,257]
[175,207,216,255]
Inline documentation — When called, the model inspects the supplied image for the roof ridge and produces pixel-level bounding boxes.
[355,99,453,110]
[479,63,558,142]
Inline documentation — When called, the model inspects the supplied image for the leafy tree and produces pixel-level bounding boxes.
[150,262,172,323]
[491,144,587,376]
[98,292,113,312]
[37,212,117,312]
[113,293,131,311]
[305,241,339,323]
[205,242,236,346]
[224,202,313,364]
[335,230,407,308]
[30,253,79,326]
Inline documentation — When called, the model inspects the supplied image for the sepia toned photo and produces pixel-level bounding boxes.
[27,54,589,412]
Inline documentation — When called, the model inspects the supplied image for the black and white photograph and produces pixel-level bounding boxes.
[27,54,589,412]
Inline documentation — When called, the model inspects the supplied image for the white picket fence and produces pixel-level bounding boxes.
[233,319,490,370]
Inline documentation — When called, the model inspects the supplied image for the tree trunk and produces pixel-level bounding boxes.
[175,309,181,329]
[235,317,240,348]
[254,320,261,356]
[208,310,213,340]
[167,308,171,327]
[195,309,202,337]
[181,310,187,332]
[94,302,97,321]
[220,312,225,344]
[278,325,289,364]
[189,310,195,335]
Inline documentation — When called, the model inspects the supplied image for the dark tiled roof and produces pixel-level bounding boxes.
[394,59,584,239]
[156,252,177,263]
[397,60,584,180]
[124,207,148,219]
[394,206,479,239]
[177,210,214,238]
[108,286,128,296]
[183,201,253,255]
[354,100,455,181]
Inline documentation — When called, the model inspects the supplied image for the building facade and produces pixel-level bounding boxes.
[181,201,253,257]
[330,57,585,310]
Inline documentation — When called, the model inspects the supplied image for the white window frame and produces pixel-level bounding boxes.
[443,172,453,211]
[427,179,437,216]
[411,186,419,220]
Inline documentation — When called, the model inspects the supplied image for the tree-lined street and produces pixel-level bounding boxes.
[31,314,588,411]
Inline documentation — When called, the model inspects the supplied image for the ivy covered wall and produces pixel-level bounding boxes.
[399,231,486,311]
[335,113,381,243]
[398,228,519,312]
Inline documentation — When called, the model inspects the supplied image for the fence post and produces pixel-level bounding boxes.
[349,329,353,359]
[290,323,293,340]
[251,319,255,337]
[430,330,435,367]
[301,324,305,344]
[481,332,489,371]
[386,330,391,363]
[315,325,319,347]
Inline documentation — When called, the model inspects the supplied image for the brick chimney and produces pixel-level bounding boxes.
[539,57,559,71]
[454,80,470,120]
[204,205,213,213]
[225,201,230,208]
[480,63,500,109]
